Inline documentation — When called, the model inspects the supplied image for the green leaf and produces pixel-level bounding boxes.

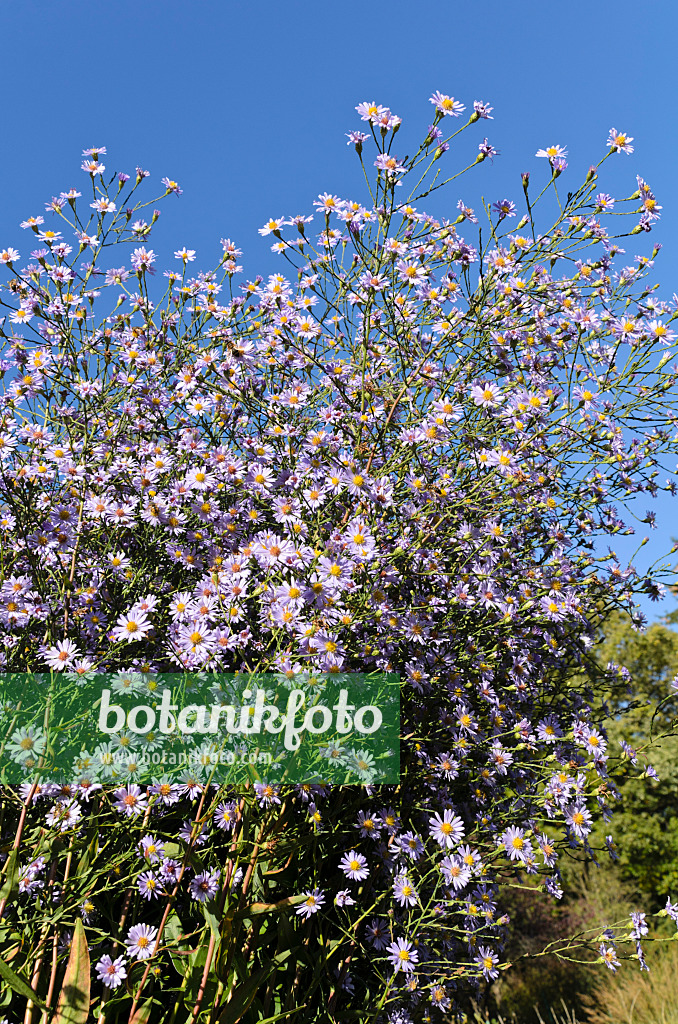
[235,893,307,919]
[53,918,90,1024]
[0,957,47,1011]
[0,849,19,903]
[203,900,221,944]
[217,963,275,1023]
[129,997,155,1024]
[258,1007,308,1024]
[76,834,99,878]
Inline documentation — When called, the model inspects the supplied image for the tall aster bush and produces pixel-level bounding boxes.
[0,93,676,1022]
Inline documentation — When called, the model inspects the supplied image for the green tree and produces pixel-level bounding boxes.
[592,611,678,903]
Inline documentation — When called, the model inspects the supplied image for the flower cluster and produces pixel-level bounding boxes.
[0,95,675,1021]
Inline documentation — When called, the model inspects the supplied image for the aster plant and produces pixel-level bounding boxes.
[0,92,676,1023]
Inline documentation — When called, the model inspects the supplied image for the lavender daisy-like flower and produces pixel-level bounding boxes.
[599,943,620,971]
[440,855,472,891]
[339,850,369,881]
[179,819,207,845]
[429,91,465,117]
[501,826,533,863]
[45,798,82,832]
[428,809,465,849]
[137,870,162,900]
[126,923,158,960]
[364,918,390,950]
[148,779,182,805]
[189,869,220,902]
[214,801,237,831]
[535,144,568,161]
[139,835,165,863]
[295,888,325,918]
[396,831,425,861]
[492,199,516,219]
[393,875,418,907]
[665,897,678,925]
[95,954,127,989]
[607,129,634,154]
[386,937,419,973]
[354,810,381,840]
[113,784,148,817]
[6,725,46,764]
[476,945,499,980]
[159,857,181,885]
[335,889,356,907]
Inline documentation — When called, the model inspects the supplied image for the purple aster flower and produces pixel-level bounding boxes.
[501,826,533,863]
[179,820,207,845]
[139,835,164,863]
[189,870,220,903]
[565,802,593,838]
[148,779,182,805]
[214,801,237,831]
[335,889,356,907]
[339,850,369,881]
[161,177,183,195]
[345,130,369,150]
[396,831,424,861]
[386,937,418,973]
[393,875,418,907]
[599,943,620,971]
[95,954,127,989]
[607,129,634,154]
[492,199,516,219]
[113,784,148,817]
[428,809,465,849]
[295,888,325,918]
[473,100,494,119]
[160,857,182,885]
[365,918,390,950]
[537,715,562,743]
[440,855,471,891]
[630,911,648,940]
[126,923,158,960]
[137,871,162,900]
[479,138,498,160]
[665,897,678,925]
[476,945,499,980]
[354,810,381,840]
[254,781,281,807]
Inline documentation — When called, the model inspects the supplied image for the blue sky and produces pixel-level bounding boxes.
[1,0,677,621]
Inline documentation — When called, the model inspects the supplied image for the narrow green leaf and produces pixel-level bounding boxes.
[236,893,306,919]
[203,900,221,944]
[53,918,90,1024]
[0,850,19,902]
[258,1007,308,1024]
[164,910,183,944]
[217,963,275,1023]
[0,958,47,1011]
[129,996,155,1024]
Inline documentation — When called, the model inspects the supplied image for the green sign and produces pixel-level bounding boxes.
[0,672,400,785]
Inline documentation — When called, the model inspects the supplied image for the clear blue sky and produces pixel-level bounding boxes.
[1,0,677,621]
